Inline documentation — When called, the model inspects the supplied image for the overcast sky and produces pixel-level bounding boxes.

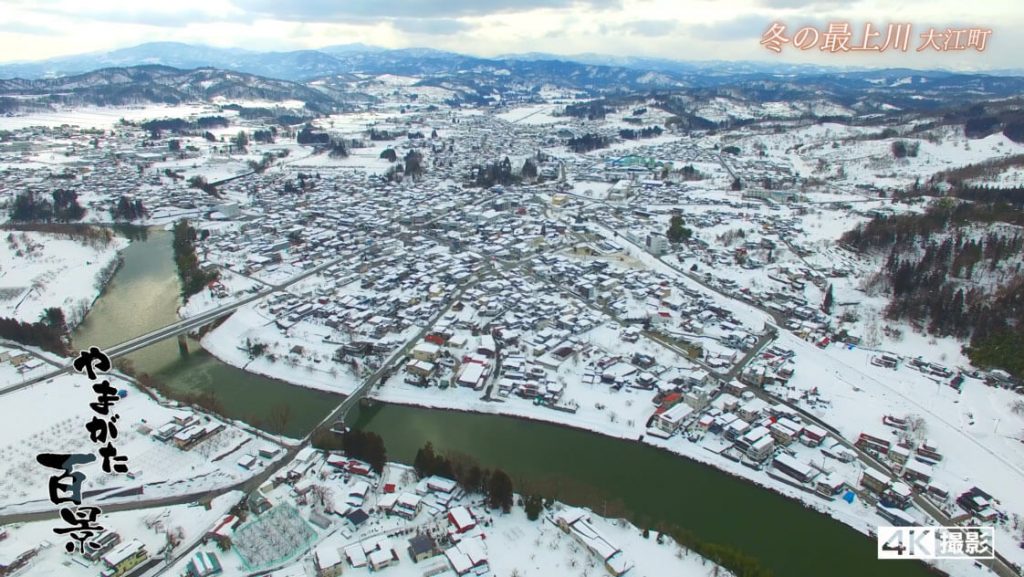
[1,0,1020,70]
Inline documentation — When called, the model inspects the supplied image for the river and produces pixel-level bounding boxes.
[71,226,342,438]
[73,226,935,577]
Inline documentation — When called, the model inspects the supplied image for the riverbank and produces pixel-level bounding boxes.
[194,330,979,576]
[197,306,364,395]
[0,227,129,326]
[196,321,872,519]
[364,395,877,534]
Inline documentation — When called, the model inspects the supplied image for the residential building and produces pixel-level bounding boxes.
[407,534,439,563]
[100,539,148,577]
[861,468,891,494]
[185,551,223,577]
[314,545,344,577]
[655,403,694,435]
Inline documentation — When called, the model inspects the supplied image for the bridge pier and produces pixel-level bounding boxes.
[177,335,189,357]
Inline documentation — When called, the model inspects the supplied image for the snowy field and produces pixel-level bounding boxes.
[0,230,128,325]
[0,371,286,515]
[495,104,564,125]
[0,104,220,130]
[774,331,1024,568]
[199,306,368,395]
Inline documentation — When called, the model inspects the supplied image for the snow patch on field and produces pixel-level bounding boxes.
[0,104,219,130]
[0,369,284,515]
[0,231,128,325]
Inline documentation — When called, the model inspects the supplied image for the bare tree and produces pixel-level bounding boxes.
[906,414,927,443]
[310,484,334,510]
[1011,400,1024,416]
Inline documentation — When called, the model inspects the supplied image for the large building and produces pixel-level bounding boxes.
[646,232,669,256]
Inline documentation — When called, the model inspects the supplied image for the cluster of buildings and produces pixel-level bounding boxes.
[224,447,508,577]
[148,410,225,450]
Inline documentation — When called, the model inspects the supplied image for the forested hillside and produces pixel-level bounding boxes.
[843,199,1024,378]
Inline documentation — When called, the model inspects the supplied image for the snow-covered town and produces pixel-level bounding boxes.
[2,16,1024,577]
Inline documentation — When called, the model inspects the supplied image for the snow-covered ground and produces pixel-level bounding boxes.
[0,491,243,577]
[774,331,1024,568]
[0,104,220,130]
[199,306,367,395]
[495,104,564,125]
[4,89,1024,577]
[0,369,287,515]
[0,230,128,325]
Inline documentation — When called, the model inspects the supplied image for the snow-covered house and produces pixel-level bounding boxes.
[551,508,633,577]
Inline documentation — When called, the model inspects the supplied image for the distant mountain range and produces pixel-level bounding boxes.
[3,42,1024,115]
[4,42,1022,83]
[0,65,338,113]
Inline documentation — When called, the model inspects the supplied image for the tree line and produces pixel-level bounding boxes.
[560,101,611,120]
[471,157,517,188]
[297,124,330,145]
[187,176,221,198]
[413,442,515,512]
[111,195,147,221]
[951,184,1024,208]
[0,307,69,356]
[308,433,776,576]
[842,200,1024,250]
[3,223,115,247]
[619,126,663,140]
[567,133,611,153]
[10,190,86,222]
[172,219,218,301]
[297,124,349,158]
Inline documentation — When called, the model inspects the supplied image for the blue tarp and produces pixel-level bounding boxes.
[843,490,856,504]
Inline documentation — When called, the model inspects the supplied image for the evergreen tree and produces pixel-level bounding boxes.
[328,139,348,158]
[0,316,68,355]
[666,215,692,243]
[51,189,85,222]
[521,157,538,181]
[234,131,249,151]
[172,219,218,301]
[41,307,67,334]
[10,191,52,221]
[523,494,543,521]
[340,429,387,474]
[413,442,437,478]
[487,469,514,512]
[404,150,424,180]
